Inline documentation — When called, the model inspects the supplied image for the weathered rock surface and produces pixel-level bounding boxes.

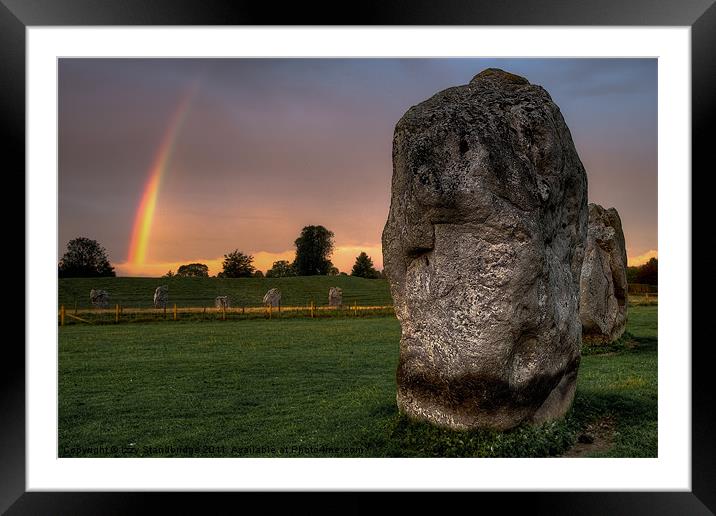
[153,285,168,309]
[263,288,281,307]
[382,68,589,431]
[89,289,110,308]
[215,296,230,309]
[328,287,343,307]
[579,203,628,344]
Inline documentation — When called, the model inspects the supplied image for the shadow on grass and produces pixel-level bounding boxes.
[378,410,581,458]
[581,331,657,356]
[377,345,658,458]
[377,390,655,458]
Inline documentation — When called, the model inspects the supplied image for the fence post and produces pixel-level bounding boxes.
[242,305,245,315]
[60,305,65,326]
[269,304,273,319]
[310,300,315,318]
[173,304,177,321]
[353,301,358,317]
[115,304,119,324]
[222,305,226,321]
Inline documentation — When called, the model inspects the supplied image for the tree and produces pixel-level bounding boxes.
[253,270,264,278]
[176,263,209,278]
[636,257,658,285]
[292,225,335,276]
[221,250,255,278]
[266,260,297,278]
[351,252,380,279]
[328,265,339,276]
[58,237,115,278]
[163,270,175,278]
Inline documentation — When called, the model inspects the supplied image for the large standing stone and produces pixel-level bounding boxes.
[579,203,628,344]
[153,285,168,309]
[89,289,110,308]
[382,69,588,431]
[215,296,231,309]
[328,287,343,307]
[263,288,281,307]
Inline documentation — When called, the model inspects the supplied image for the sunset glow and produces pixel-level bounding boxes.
[628,249,658,267]
[114,244,384,277]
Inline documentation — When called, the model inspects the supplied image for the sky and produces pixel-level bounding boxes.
[58,58,657,276]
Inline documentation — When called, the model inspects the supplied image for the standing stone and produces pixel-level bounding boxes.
[215,296,231,309]
[89,289,110,308]
[382,69,588,431]
[263,288,281,307]
[328,287,343,307]
[153,285,168,309]
[579,204,628,344]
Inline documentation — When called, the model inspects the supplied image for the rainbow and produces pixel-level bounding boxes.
[127,89,195,265]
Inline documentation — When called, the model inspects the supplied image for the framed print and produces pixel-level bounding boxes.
[3,0,711,513]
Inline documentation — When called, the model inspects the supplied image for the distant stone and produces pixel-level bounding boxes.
[328,287,343,307]
[215,296,230,309]
[579,203,628,344]
[263,288,281,307]
[89,289,110,308]
[153,285,168,308]
[382,68,588,431]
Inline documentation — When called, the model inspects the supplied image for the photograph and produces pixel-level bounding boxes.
[4,0,709,507]
[57,57,658,459]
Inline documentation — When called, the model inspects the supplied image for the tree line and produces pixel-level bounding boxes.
[626,257,657,286]
[58,225,384,279]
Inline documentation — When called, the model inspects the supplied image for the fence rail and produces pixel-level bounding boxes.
[627,283,657,294]
[59,290,658,326]
[58,303,396,326]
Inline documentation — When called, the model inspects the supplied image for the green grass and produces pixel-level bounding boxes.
[570,305,658,457]
[58,306,657,458]
[59,276,392,309]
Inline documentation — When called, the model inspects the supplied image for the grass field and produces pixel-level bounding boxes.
[58,304,657,458]
[59,276,392,309]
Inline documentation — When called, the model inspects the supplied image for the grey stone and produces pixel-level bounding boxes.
[328,287,343,307]
[263,288,281,307]
[153,285,168,309]
[215,296,230,309]
[382,68,588,431]
[89,289,110,308]
[579,203,628,344]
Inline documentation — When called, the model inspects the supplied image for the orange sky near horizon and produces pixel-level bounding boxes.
[114,244,385,277]
[113,245,657,278]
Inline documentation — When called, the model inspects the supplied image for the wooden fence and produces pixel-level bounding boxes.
[58,302,395,326]
[628,283,657,294]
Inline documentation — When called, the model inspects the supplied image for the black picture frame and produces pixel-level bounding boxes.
[3,1,710,513]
